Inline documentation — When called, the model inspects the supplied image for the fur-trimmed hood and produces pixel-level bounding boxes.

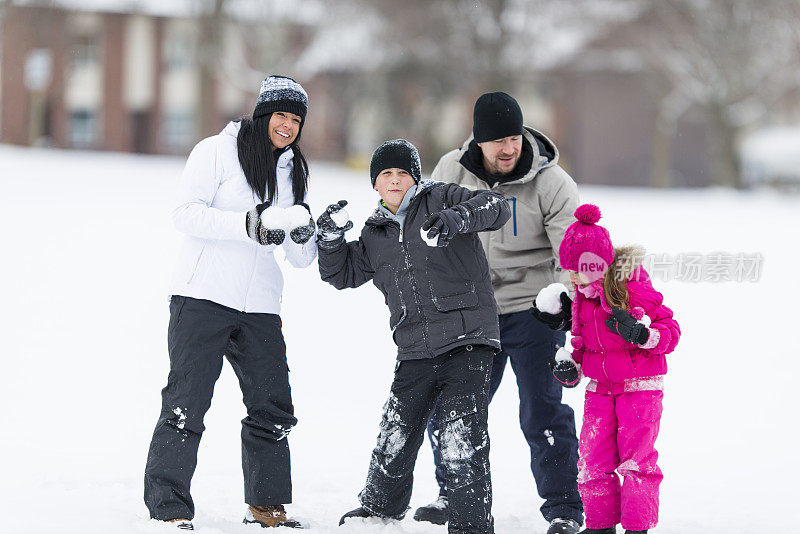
[614,244,647,283]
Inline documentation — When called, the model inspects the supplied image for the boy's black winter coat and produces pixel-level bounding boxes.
[318,181,511,360]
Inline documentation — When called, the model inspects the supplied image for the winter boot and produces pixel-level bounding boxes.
[163,518,194,530]
[578,528,616,534]
[548,517,581,534]
[338,507,374,525]
[413,496,448,525]
[244,505,303,528]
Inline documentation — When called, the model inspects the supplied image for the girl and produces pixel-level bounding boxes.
[144,75,315,530]
[534,204,680,534]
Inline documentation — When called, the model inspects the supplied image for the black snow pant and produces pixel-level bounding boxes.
[359,344,495,534]
[426,310,583,524]
[144,296,297,521]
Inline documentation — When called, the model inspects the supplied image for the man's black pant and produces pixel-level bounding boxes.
[144,296,297,521]
[426,310,583,524]
[359,345,494,534]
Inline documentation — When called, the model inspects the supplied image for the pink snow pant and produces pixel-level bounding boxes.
[578,389,663,531]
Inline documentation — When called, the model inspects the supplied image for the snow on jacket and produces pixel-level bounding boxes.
[431,127,579,315]
[318,180,511,360]
[169,121,317,313]
[569,246,681,386]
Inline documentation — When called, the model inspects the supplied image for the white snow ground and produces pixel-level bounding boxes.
[1,144,798,533]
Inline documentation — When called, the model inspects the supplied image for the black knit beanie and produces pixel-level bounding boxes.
[253,75,308,122]
[369,139,422,186]
[473,91,523,143]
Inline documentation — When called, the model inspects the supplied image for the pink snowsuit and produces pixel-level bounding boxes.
[570,266,680,531]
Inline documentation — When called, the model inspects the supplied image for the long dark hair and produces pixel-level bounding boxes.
[236,113,309,204]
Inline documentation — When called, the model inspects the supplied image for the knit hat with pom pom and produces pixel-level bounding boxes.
[558,204,614,280]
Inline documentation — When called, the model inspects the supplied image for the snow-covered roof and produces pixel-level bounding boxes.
[10,0,325,23]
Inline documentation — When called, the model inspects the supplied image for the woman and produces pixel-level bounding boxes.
[144,75,315,530]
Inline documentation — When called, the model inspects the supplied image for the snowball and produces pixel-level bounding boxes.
[536,282,569,314]
[285,205,311,229]
[261,205,310,231]
[330,208,350,228]
[260,206,288,230]
[554,347,575,365]
[420,226,439,247]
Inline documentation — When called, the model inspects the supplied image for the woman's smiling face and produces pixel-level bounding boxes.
[268,111,302,149]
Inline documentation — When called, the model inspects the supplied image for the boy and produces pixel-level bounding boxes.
[316,139,510,534]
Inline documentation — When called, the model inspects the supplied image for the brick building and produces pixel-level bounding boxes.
[0,2,340,157]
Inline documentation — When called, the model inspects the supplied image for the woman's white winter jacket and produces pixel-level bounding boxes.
[169,121,317,313]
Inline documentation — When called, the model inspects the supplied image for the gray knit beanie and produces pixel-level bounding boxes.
[253,75,308,121]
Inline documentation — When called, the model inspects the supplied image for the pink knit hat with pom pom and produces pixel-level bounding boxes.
[558,204,614,281]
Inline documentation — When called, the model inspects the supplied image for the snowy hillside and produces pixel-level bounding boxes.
[1,144,797,533]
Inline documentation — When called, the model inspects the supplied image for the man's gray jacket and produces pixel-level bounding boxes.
[431,127,579,314]
[318,180,511,360]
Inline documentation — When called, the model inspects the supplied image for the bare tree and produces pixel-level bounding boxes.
[294,0,638,164]
[623,0,800,188]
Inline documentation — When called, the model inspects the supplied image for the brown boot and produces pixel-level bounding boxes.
[244,504,304,529]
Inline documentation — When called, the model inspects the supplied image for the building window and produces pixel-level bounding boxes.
[163,113,195,151]
[70,33,100,68]
[70,109,98,148]
[164,32,194,70]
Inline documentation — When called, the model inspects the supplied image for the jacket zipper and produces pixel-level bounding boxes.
[510,196,517,236]
[395,206,428,354]
[186,245,207,284]
[593,305,609,382]
[242,246,259,312]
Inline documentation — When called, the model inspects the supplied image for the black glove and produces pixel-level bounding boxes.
[246,201,285,245]
[289,203,316,244]
[316,200,353,247]
[422,206,468,247]
[548,358,580,388]
[530,292,573,331]
[606,307,650,345]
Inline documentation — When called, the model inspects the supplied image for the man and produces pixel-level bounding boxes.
[416,92,583,534]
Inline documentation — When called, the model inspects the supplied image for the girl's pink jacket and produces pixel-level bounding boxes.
[570,248,680,384]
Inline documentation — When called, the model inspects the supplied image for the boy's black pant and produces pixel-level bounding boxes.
[359,345,494,534]
[144,296,297,521]
[426,310,583,524]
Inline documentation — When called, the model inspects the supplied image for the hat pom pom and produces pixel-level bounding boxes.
[575,204,601,224]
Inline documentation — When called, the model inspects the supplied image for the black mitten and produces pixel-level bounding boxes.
[548,358,580,388]
[530,292,573,331]
[422,206,468,247]
[246,201,286,246]
[606,307,650,345]
[316,200,353,247]
[289,203,316,244]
